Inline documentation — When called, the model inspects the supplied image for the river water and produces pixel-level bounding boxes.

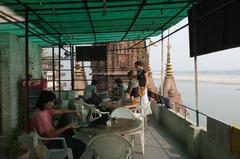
[152,71,240,127]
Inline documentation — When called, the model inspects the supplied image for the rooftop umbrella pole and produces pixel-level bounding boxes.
[58,34,61,100]
[194,56,199,126]
[24,9,30,132]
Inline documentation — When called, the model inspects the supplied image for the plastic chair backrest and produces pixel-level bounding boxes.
[33,129,73,159]
[88,133,132,159]
[135,101,151,115]
[74,100,90,123]
[111,107,136,119]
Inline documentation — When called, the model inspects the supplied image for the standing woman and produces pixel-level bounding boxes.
[135,61,152,115]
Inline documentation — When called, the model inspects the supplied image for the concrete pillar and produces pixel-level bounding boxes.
[0,33,42,135]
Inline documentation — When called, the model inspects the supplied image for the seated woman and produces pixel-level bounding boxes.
[127,70,141,99]
[111,78,127,98]
[32,90,85,159]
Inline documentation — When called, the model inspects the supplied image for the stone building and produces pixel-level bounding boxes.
[91,40,157,92]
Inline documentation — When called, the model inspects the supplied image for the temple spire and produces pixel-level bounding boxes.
[162,30,185,116]
[165,33,173,77]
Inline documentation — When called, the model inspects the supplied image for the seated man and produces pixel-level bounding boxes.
[112,78,127,98]
[83,79,99,107]
[32,90,86,159]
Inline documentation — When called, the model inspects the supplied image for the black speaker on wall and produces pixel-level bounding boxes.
[76,45,107,61]
[188,0,240,57]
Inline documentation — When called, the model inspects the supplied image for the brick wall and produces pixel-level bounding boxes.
[0,33,42,135]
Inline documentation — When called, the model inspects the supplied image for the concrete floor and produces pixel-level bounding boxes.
[133,116,191,159]
[0,115,192,159]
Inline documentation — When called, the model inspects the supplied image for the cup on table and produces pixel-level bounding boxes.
[106,120,112,127]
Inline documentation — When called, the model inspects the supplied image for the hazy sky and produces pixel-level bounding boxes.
[149,18,240,71]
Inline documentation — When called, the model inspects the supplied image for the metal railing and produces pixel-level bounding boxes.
[159,96,208,127]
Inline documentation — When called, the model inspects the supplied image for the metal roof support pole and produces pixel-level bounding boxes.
[128,2,191,50]
[160,33,164,96]
[12,1,190,12]
[52,46,55,91]
[58,34,61,99]
[70,45,75,90]
[0,11,54,45]
[16,0,59,42]
[121,0,147,41]
[83,0,97,43]
[147,23,188,48]
[105,57,108,90]
[24,9,30,132]
[192,3,199,127]
[15,0,71,45]
[194,56,199,127]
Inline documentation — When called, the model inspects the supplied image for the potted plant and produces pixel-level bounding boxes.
[0,128,29,159]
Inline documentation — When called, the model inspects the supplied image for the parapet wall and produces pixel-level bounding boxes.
[151,102,234,159]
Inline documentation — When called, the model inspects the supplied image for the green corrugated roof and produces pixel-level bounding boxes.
[0,0,191,47]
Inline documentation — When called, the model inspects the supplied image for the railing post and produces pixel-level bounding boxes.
[196,110,199,126]
[194,56,199,126]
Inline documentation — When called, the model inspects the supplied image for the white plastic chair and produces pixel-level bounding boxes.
[132,101,151,127]
[111,107,136,119]
[75,99,109,122]
[88,133,133,159]
[34,129,73,159]
[18,132,38,159]
[74,100,91,124]
[110,107,145,154]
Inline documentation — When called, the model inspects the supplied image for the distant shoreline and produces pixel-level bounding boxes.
[152,70,240,74]
[152,71,240,85]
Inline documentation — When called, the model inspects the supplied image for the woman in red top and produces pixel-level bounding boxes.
[32,90,85,159]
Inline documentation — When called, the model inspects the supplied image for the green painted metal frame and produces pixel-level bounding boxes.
[0,0,192,46]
